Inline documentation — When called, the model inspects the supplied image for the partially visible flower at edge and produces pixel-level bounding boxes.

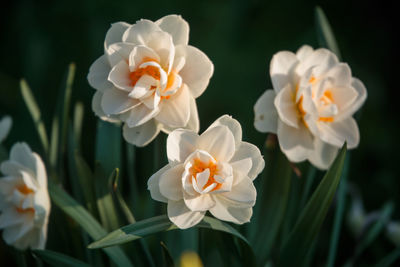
[254,45,367,169]
[148,115,265,229]
[0,116,12,144]
[88,15,214,147]
[0,142,51,250]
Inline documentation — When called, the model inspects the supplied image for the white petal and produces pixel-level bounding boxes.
[107,42,135,67]
[197,125,235,162]
[274,84,299,128]
[177,45,214,98]
[123,120,160,147]
[87,55,113,92]
[327,86,358,116]
[296,45,314,61]
[210,197,253,224]
[159,164,184,201]
[221,176,256,207]
[9,143,36,173]
[129,75,158,99]
[186,96,200,132]
[129,45,160,71]
[254,90,278,133]
[145,31,175,73]
[2,220,34,246]
[0,208,26,229]
[141,91,161,110]
[122,104,159,128]
[147,165,171,203]
[184,192,215,212]
[296,48,338,77]
[155,85,191,128]
[230,142,264,181]
[156,15,189,45]
[209,115,242,148]
[325,63,352,87]
[318,117,360,149]
[167,129,198,164]
[230,158,252,177]
[122,19,161,44]
[195,168,210,190]
[91,91,120,123]
[108,60,133,91]
[104,22,131,51]
[270,51,298,92]
[101,88,140,115]
[277,119,313,162]
[167,200,205,229]
[336,78,367,120]
[0,116,12,143]
[308,138,339,170]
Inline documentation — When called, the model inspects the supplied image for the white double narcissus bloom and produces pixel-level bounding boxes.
[88,15,214,146]
[148,115,265,229]
[0,116,12,144]
[254,45,367,169]
[0,143,50,250]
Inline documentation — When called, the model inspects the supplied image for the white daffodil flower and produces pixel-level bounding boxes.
[254,45,367,169]
[88,15,214,147]
[0,143,50,250]
[148,115,265,229]
[0,116,12,143]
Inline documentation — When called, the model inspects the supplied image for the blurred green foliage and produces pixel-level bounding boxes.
[1,0,398,266]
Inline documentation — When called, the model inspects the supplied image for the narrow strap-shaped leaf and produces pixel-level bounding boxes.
[253,147,292,264]
[279,144,347,266]
[374,246,400,267]
[354,202,394,259]
[32,249,90,267]
[326,153,351,267]
[160,242,175,267]
[48,182,134,267]
[20,79,49,155]
[88,215,249,249]
[315,6,342,60]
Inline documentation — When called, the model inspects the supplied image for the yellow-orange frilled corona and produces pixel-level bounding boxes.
[148,115,264,229]
[88,15,214,146]
[254,45,367,169]
[0,143,51,250]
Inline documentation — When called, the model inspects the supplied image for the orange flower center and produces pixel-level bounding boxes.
[17,184,34,195]
[190,158,222,192]
[318,90,335,122]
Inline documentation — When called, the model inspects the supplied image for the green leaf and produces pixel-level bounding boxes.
[74,152,97,214]
[111,168,136,224]
[354,202,394,258]
[160,242,175,267]
[374,246,400,267]
[326,154,351,267]
[49,117,59,168]
[88,215,249,249]
[252,146,292,264]
[95,120,121,175]
[315,6,342,60]
[32,249,90,267]
[279,144,347,266]
[72,102,84,150]
[48,182,133,267]
[60,63,75,156]
[94,166,120,231]
[20,79,49,155]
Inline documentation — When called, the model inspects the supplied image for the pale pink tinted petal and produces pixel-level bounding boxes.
[318,117,360,149]
[210,196,253,224]
[108,61,133,92]
[122,19,161,45]
[159,164,184,201]
[221,176,256,207]
[230,142,264,181]
[209,115,242,148]
[92,91,120,123]
[122,104,159,128]
[274,84,299,128]
[296,45,314,61]
[107,42,135,67]
[184,192,215,212]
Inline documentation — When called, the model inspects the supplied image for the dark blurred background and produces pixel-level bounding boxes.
[0,0,398,264]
